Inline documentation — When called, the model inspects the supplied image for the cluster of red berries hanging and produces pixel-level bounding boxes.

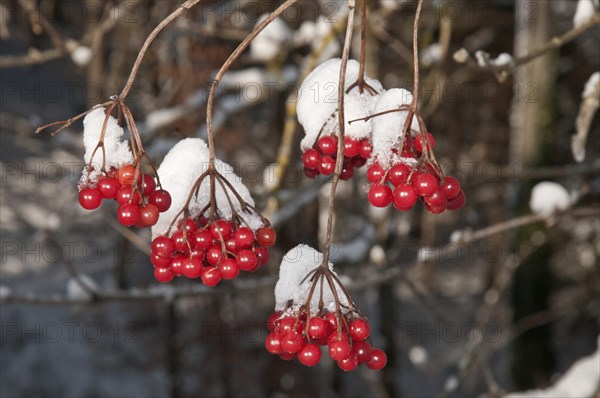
[268,245,387,371]
[149,138,277,285]
[151,217,276,285]
[73,106,172,227]
[366,132,465,213]
[301,135,371,180]
[78,163,172,227]
[265,309,386,371]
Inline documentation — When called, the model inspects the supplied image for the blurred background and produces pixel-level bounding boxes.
[1,0,599,397]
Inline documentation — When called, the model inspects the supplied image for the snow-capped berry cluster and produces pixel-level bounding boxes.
[78,163,172,227]
[366,133,465,213]
[269,245,387,371]
[265,309,387,371]
[150,138,276,284]
[150,217,275,284]
[301,135,371,179]
[76,107,172,227]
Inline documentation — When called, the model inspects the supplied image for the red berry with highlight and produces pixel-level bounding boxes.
[393,184,418,210]
[149,190,172,212]
[96,177,120,199]
[302,149,321,170]
[412,173,439,197]
[219,258,240,280]
[349,319,371,341]
[298,344,321,367]
[154,266,174,283]
[317,135,338,156]
[78,188,102,210]
[182,257,203,279]
[367,349,387,370]
[201,266,222,286]
[256,227,276,247]
[117,203,140,226]
[368,184,393,207]
[319,156,335,175]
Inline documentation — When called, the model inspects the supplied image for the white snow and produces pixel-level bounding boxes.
[80,107,133,184]
[71,45,93,67]
[529,182,572,217]
[421,43,442,67]
[370,88,420,168]
[274,244,350,316]
[0,285,11,300]
[66,275,98,301]
[573,0,597,28]
[293,16,341,62]
[297,58,383,151]
[151,138,264,238]
[504,339,600,397]
[475,51,513,68]
[582,71,600,98]
[250,14,292,62]
[491,52,513,67]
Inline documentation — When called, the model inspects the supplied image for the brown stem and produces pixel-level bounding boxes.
[322,0,356,266]
[410,0,424,111]
[345,0,377,95]
[118,0,203,100]
[205,0,300,169]
[35,101,113,136]
[347,105,411,124]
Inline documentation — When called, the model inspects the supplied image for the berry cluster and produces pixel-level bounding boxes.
[265,310,387,371]
[150,217,276,285]
[301,135,372,180]
[366,133,465,213]
[78,163,172,227]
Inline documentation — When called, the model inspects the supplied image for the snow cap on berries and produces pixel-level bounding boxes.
[81,107,133,183]
[371,88,421,168]
[297,58,384,150]
[275,245,350,316]
[151,138,263,238]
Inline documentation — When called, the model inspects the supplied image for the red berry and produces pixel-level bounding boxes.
[338,354,358,371]
[149,190,172,212]
[117,203,140,226]
[139,204,159,227]
[403,134,414,151]
[178,218,198,234]
[349,319,371,341]
[298,344,321,367]
[324,312,339,332]
[343,137,361,158]
[327,331,349,345]
[154,266,174,283]
[367,163,387,183]
[142,174,156,196]
[351,156,367,168]
[412,173,439,197]
[279,352,296,361]
[267,312,281,331]
[319,156,336,175]
[219,258,239,279]
[96,177,120,199]
[393,184,418,210]
[234,227,255,249]
[78,188,102,210]
[389,163,411,186]
[339,166,355,181]
[116,185,141,205]
[278,317,303,334]
[151,252,171,268]
[401,150,417,160]
[442,176,461,199]
[172,230,188,252]
[236,249,258,271]
[328,339,351,361]
[360,140,372,159]
[308,317,328,339]
[424,187,447,214]
[368,184,393,207]
[206,245,224,266]
[210,220,232,241]
[352,341,373,364]
[224,237,237,253]
[281,331,304,354]
[447,190,466,210]
[317,135,338,156]
[253,245,270,267]
[265,332,283,354]
[192,229,213,250]
[414,133,435,152]
[304,168,319,178]
[117,164,137,186]
[152,236,175,257]
[182,257,203,279]
[169,254,186,276]
[201,266,222,286]
[367,349,387,370]
[256,227,276,247]
[302,149,321,170]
